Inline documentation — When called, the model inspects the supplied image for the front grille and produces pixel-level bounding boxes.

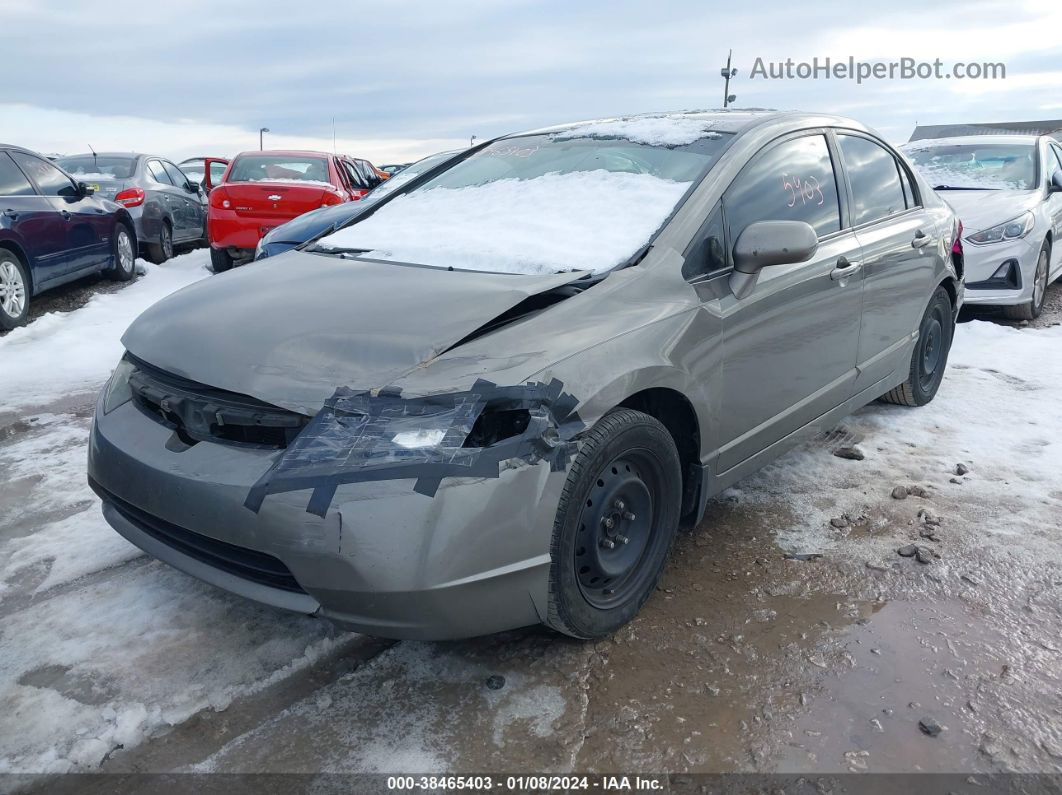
[127,355,309,449]
[91,478,307,594]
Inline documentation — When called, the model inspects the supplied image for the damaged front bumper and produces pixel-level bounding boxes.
[88,376,582,640]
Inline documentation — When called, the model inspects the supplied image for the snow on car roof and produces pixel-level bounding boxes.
[319,169,691,276]
[550,114,723,147]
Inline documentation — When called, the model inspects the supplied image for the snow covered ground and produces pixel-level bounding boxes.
[0,253,1060,775]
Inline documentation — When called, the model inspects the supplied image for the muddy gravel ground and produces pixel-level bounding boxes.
[1,273,1060,788]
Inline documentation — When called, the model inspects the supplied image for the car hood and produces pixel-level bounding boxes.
[264,200,368,245]
[939,189,1041,233]
[122,250,589,414]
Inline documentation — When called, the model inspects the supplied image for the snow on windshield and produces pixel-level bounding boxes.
[552,114,722,147]
[318,169,692,275]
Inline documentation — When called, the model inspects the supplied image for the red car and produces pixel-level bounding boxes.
[206,150,387,271]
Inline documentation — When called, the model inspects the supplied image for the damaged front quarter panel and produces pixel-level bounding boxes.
[245,378,584,517]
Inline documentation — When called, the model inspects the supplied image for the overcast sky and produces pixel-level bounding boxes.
[3,0,1060,163]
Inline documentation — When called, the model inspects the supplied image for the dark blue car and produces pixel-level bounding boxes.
[253,150,459,262]
[0,144,137,330]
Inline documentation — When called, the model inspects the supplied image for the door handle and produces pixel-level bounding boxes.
[2,209,17,220]
[831,257,861,281]
[60,210,71,220]
[912,230,933,248]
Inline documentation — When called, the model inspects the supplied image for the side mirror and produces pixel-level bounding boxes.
[78,181,95,197]
[729,220,818,299]
[1050,170,1062,193]
[185,181,200,193]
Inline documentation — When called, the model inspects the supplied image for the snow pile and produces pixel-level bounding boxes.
[0,249,211,413]
[732,319,1062,556]
[320,170,691,275]
[553,114,722,147]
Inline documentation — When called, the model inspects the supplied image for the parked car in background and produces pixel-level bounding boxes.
[379,163,411,175]
[207,150,386,271]
[903,135,1062,320]
[177,157,230,193]
[254,150,461,260]
[0,144,137,329]
[90,111,963,640]
[57,153,206,264]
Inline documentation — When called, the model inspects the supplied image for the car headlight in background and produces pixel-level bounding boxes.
[102,358,136,414]
[965,211,1035,245]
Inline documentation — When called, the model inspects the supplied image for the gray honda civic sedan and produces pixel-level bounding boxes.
[88,111,963,640]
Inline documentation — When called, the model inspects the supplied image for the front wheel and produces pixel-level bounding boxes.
[107,223,136,282]
[546,408,682,639]
[879,285,954,407]
[1002,242,1049,321]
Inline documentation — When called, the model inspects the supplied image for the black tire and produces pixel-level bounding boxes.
[880,285,954,407]
[106,222,136,282]
[210,247,234,273]
[546,408,682,639]
[0,247,30,330]
[1002,241,1049,321]
[146,221,173,264]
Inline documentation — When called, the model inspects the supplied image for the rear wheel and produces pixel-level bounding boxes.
[107,222,136,282]
[879,285,953,407]
[546,408,682,639]
[0,249,30,330]
[210,247,233,273]
[1002,242,1049,321]
[147,222,173,264]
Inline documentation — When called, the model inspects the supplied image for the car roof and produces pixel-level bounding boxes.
[510,109,859,139]
[233,149,333,158]
[902,134,1042,148]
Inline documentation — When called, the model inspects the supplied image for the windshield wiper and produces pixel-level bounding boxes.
[932,185,997,191]
[309,245,373,258]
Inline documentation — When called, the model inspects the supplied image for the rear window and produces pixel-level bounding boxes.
[904,141,1038,190]
[55,155,136,180]
[228,156,330,185]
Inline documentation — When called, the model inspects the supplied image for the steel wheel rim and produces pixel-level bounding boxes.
[918,306,945,391]
[162,226,173,258]
[118,229,134,272]
[0,260,26,318]
[575,449,662,609]
[1033,250,1048,309]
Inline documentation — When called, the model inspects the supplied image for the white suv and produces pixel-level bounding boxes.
[903,134,1062,320]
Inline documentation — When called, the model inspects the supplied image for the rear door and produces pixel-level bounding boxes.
[716,131,864,472]
[0,151,69,287]
[145,159,180,241]
[10,150,110,274]
[836,132,940,391]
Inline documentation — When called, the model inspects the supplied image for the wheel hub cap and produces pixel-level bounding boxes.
[0,261,26,317]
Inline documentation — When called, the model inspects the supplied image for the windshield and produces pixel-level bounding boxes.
[179,159,205,182]
[317,128,733,275]
[56,155,136,180]
[228,155,330,185]
[904,142,1038,190]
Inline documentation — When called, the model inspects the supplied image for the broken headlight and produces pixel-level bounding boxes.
[965,211,1034,245]
[102,358,136,414]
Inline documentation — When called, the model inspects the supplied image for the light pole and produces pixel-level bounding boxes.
[259,127,270,150]
[720,50,737,108]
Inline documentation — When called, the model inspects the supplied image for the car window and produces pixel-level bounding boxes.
[723,134,841,240]
[209,161,228,183]
[899,160,918,208]
[147,160,173,185]
[838,135,908,225]
[1051,144,1062,174]
[905,141,1038,190]
[228,155,330,184]
[342,160,368,189]
[0,152,36,197]
[163,161,191,188]
[682,204,727,281]
[10,151,78,197]
[55,155,137,180]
